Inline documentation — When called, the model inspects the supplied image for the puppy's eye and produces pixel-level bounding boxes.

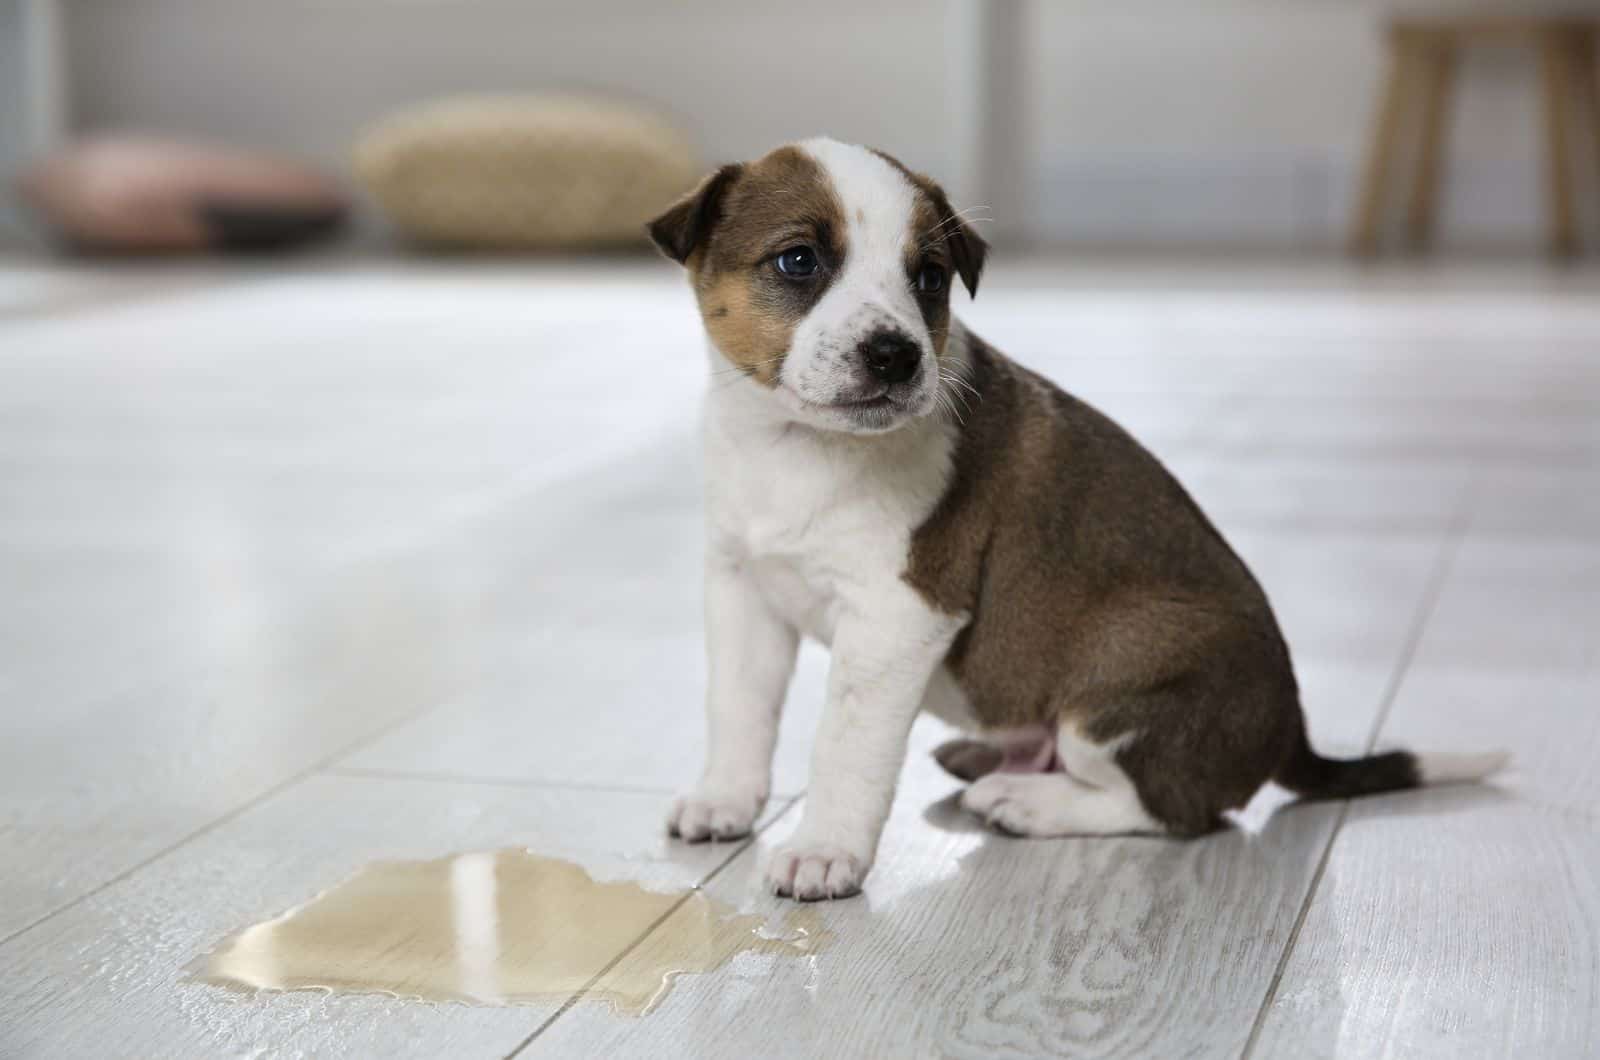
[916,263,947,294]
[774,246,819,278]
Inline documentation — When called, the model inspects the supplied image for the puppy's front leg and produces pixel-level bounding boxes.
[667,551,799,842]
[767,588,963,900]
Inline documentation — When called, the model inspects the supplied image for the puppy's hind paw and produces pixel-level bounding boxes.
[961,773,1042,836]
[933,738,1004,781]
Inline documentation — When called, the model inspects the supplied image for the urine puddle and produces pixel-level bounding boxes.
[196,849,828,1015]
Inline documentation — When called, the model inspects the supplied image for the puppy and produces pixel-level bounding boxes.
[650,138,1506,901]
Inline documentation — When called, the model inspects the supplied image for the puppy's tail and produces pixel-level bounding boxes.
[1276,736,1509,802]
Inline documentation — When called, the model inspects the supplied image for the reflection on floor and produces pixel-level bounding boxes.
[2,257,1596,1058]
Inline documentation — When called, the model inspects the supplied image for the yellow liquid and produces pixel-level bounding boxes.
[197,850,827,1015]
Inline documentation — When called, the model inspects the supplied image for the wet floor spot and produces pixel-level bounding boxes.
[196,849,827,1015]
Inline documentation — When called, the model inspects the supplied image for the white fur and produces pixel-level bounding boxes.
[666,554,799,842]
[1417,750,1511,785]
[961,725,1162,837]
[669,140,969,899]
[694,366,966,897]
[768,138,942,434]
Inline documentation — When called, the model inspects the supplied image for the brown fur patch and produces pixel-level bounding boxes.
[650,143,987,383]
[869,148,988,303]
[906,190,956,358]
[654,147,848,386]
[696,272,796,385]
[905,335,1303,835]
[864,149,989,360]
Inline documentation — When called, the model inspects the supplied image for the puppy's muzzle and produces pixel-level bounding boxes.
[858,329,922,386]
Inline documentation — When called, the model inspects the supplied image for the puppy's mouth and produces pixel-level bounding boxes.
[828,391,897,411]
[797,388,909,419]
[784,384,923,434]
[776,367,934,433]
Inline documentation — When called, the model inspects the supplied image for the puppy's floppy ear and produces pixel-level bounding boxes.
[925,184,989,298]
[647,163,743,265]
[946,213,989,299]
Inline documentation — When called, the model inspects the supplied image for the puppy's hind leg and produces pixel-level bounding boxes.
[962,773,1163,837]
[932,723,1058,782]
[933,739,1004,782]
[961,725,1164,837]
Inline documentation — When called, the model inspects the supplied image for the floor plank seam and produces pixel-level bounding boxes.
[1354,463,1480,756]
[9,264,1598,1055]
[500,794,806,1059]
[321,764,687,796]
[0,428,686,950]
[1239,802,1352,1059]
[311,420,688,577]
[1239,481,1474,1059]
[0,700,441,954]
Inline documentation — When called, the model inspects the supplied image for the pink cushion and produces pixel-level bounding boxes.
[16,137,346,252]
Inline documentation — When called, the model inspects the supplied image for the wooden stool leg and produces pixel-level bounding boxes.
[1406,31,1457,251]
[1538,29,1579,259]
[1573,29,1600,237]
[1350,32,1418,257]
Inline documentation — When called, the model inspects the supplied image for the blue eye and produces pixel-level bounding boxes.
[775,246,819,277]
[917,263,947,294]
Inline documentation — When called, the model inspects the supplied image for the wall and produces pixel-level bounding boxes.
[61,0,951,174]
[58,0,1563,252]
[1029,4,1552,251]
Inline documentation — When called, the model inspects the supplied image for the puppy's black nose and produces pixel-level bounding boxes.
[859,329,921,385]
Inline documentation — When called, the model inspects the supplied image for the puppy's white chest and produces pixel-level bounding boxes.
[746,555,839,644]
[704,403,957,646]
[710,455,863,645]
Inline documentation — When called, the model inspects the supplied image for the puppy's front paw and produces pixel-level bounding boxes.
[765,841,864,901]
[666,784,764,843]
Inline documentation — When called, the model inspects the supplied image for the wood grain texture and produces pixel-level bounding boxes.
[0,555,505,941]
[340,438,830,797]
[1471,464,1600,540]
[5,260,1600,1058]
[0,270,708,937]
[1254,526,1600,1057]
[1224,529,1444,667]
[1411,536,1600,673]
[532,748,1347,1060]
[1183,454,1474,534]
[0,774,780,1060]
[1204,392,1600,465]
[1252,795,1599,1059]
[1385,665,1600,814]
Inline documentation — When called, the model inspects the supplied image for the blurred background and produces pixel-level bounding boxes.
[6,0,1600,257]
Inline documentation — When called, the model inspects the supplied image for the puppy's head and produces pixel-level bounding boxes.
[648,138,987,434]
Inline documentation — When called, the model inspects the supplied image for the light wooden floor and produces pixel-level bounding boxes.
[1,257,1596,1059]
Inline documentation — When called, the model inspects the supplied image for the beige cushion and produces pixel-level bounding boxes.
[354,96,699,249]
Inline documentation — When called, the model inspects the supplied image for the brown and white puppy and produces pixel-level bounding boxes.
[650,138,1506,902]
